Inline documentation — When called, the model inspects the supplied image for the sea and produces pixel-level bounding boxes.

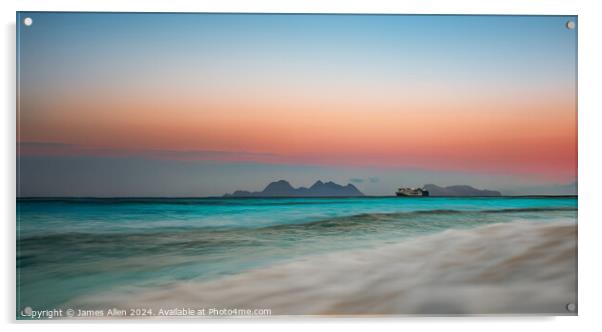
[16,196,578,316]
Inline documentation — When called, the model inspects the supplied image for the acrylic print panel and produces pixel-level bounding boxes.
[16,12,577,318]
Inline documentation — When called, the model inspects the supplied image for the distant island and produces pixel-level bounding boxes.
[224,180,364,197]
[423,184,501,197]
[224,180,501,198]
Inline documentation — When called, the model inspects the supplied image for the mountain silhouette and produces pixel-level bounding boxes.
[224,180,364,197]
[423,184,501,197]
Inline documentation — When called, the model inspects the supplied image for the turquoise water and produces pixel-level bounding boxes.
[17,197,577,311]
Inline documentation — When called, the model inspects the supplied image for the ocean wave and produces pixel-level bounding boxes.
[267,207,576,230]
[18,206,577,245]
[69,219,577,315]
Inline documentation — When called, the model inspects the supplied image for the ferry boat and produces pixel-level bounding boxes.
[396,187,430,197]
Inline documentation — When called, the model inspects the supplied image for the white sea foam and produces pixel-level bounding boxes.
[71,219,577,315]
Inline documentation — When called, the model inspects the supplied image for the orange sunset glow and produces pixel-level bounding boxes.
[17,13,577,196]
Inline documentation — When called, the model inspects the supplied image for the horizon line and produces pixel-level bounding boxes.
[16,195,578,199]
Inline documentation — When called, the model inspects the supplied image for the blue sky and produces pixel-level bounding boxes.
[17,13,577,196]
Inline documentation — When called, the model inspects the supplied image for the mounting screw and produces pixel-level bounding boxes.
[22,306,32,316]
[566,20,575,30]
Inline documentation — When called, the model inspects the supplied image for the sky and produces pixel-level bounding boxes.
[17,13,577,196]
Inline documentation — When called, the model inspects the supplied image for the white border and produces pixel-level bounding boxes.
[3,1,602,331]
[0,0,585,15]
